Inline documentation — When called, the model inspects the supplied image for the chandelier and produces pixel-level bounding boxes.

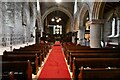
[51,17,62,23]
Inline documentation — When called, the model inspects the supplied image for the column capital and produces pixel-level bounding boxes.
[86,19,106,25]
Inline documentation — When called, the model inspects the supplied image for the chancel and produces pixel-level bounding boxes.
[0,0,120,80]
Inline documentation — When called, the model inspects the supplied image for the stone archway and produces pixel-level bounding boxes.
[97,2,120,45]
[89,2,105,48]
[78,3,91,29]
[92,2,105,19]
[42,6,73,32]
[77,3,90,44]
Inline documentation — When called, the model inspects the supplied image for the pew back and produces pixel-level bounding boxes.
[3,51,42,66]
[79,67,120,80]
[74,58,120,68]
[69,52,120,71]
[0,71,14,80]
[73,58,120,79]
[2,55,38,74]
[2,61,32,80]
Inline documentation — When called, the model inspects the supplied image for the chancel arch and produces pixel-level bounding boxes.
[77,3,90,46]
[42,6,73,33]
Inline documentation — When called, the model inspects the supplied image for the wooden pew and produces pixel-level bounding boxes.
[13,43,50,59]
[62,45,79,58]
[73,58,120,79]
[65,46,90,51]
[79,67,120,80]
[69,52,120,71]
[2,54,38,74]
[63,46,89,62]
[29,43,50,52]
[13,46,47,60]
[3,50,42,66]
[66,47,120,54]
[15,46,43,52]
[2,61,32,80]
[66,49,120,64]
[0,71,14,80]
[23,44,48,54]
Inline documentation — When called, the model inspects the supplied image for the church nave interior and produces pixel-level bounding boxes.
[0,0,120,80]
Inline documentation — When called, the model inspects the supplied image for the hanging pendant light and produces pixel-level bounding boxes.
[55,0,62,3]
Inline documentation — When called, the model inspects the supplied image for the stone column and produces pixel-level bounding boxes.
[35,29,40,44]
[79,26,85,45]
[0,1,2,46]
[77,29,80,44]
[89,19,105,48]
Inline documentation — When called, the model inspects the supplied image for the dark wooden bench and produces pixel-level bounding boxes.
[13,43,50,59]
[73,58,120,79]
[28,45,48,58]
[29,43,50,52]
[12,43,50,63]
[2,61,32,80]
[65,46,90,51]
[66,49,120,64]
[3,50,42,66]
[69,52,120,71]
[16,46,44,52]
[13,46,47,60]
[78,67,120,80]
[63,45,90,57]
[2,54,38,74]
[66,48,120,54]
[0,71,14,80]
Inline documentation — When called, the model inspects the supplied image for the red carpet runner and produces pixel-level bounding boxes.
[38,41,71,80]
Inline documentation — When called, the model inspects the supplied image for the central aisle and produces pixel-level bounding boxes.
[38,41,71,80]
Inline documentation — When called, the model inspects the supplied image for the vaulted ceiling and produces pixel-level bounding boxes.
[104,2,120,13]
[40,2,74,16]
[40,2,74,33]
[46,10,69,26]
[40,2,74,26]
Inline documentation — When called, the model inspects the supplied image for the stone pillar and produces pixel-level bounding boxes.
[36,29,40,44]
[89,19,105,48]
[0,1,2,46]
[77,29,80,44]
[79,29,84,40]
[79,26,85,45]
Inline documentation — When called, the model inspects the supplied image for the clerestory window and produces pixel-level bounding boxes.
[108,17,120,37]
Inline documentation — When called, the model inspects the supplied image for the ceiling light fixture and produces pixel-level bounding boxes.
[51,17,62,23]
[51,18,55,22]
[55,0,62,3]
[56,19,60,23]
[59,18,61,21]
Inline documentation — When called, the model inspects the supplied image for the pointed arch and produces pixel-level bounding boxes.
[92,2,105,19]
[42,6,73,32]
[78,3,90,29]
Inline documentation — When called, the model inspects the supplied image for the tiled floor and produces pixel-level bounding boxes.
[0,42,35,55]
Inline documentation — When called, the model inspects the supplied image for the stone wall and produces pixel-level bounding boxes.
[65,19,71,33]
[103,7,120,43]
[0,2,37,47]
[0,1,2,46]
